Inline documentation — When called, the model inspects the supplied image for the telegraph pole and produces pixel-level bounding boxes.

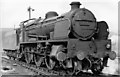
[27,6,34,19]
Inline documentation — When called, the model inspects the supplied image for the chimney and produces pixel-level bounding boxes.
[70,1,81,10]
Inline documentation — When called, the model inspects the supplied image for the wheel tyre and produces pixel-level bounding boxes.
[66,68,75,75]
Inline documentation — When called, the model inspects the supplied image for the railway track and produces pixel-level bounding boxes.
[2,57,119,77]
[2,57,64,75]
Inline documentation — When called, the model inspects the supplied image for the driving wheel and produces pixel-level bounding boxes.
[45,56,55,70]
[24,48,33,64]
[34,54,44,67]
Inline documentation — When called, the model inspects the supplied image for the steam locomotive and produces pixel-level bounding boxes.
[3,2,116,75]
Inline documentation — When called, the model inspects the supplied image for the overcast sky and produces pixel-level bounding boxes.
[0,0,119,33]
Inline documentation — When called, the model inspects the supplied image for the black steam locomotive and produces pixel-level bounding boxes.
[3,2,116,75]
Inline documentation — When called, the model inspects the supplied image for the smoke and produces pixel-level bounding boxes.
[102,34,119,75]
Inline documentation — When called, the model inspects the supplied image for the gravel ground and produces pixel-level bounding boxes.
[1,53,35,75]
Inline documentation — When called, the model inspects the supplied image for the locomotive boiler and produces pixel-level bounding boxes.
[3,1,116,75]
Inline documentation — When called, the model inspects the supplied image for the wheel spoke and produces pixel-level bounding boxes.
[34,54,43,67]
[25,52,32,64]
